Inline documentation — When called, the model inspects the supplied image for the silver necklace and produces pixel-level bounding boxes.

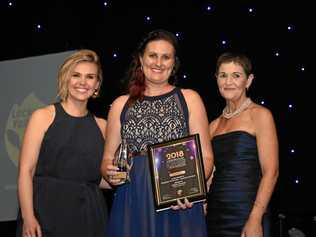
[222,98,252,119]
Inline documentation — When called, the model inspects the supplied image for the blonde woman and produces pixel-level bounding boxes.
[16,50,108,237]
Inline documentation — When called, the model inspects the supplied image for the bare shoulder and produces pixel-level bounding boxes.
[110,95,129,111]
[249,103,275,127]
[95,117,107,138]
[28,104,55,131]
[180,88,201,101]
[209,117,220,131]
[209,117,220,136]
[95,117,107,127]
[31,105,54,122]
[180,88,204,109]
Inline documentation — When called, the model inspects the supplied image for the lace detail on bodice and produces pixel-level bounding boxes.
[121,89,189,154]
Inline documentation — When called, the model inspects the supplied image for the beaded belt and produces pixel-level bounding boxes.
[131,150,147,157]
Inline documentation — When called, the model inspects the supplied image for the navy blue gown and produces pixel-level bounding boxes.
[107,88,207,237]
[206,131,270,237]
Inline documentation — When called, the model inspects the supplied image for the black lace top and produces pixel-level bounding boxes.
[120,87,189,153]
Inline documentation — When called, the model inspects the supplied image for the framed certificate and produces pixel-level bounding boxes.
[148,134,207,212]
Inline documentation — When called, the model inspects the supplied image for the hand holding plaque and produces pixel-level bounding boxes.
[148,134,207,211]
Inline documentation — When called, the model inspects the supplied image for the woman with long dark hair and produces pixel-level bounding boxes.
[101,29,213,237]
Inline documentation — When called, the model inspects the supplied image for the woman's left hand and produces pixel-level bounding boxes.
[241,218,263,237]
[170,198,193,210]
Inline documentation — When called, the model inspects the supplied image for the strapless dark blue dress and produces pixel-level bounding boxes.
[206,131,270,237]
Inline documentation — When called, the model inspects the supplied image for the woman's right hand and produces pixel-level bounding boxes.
[22,215,42,237]
[104,163,122,186]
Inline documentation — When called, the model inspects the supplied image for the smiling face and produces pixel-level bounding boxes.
[216,61,253,102]
[139,39,175,86]
[66,62,100,102]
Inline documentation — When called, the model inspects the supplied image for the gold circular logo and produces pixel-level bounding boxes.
[4,93,45,166]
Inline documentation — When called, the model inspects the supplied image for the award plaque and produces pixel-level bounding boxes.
[148,134,207,211]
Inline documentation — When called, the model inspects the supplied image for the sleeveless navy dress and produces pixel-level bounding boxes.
[107,88,207,237]
[206,131,270,237]
[16,103,108,237]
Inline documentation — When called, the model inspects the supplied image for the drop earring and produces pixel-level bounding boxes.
[93,89,99,98]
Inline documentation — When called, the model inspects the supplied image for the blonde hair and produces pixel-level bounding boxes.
[57,49,103,101]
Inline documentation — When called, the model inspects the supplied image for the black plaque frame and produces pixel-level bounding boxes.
[148,134,207,212]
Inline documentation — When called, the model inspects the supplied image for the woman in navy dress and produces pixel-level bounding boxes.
[206,52,279,237]
[17,50,108,237]
[101,29,213,237]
